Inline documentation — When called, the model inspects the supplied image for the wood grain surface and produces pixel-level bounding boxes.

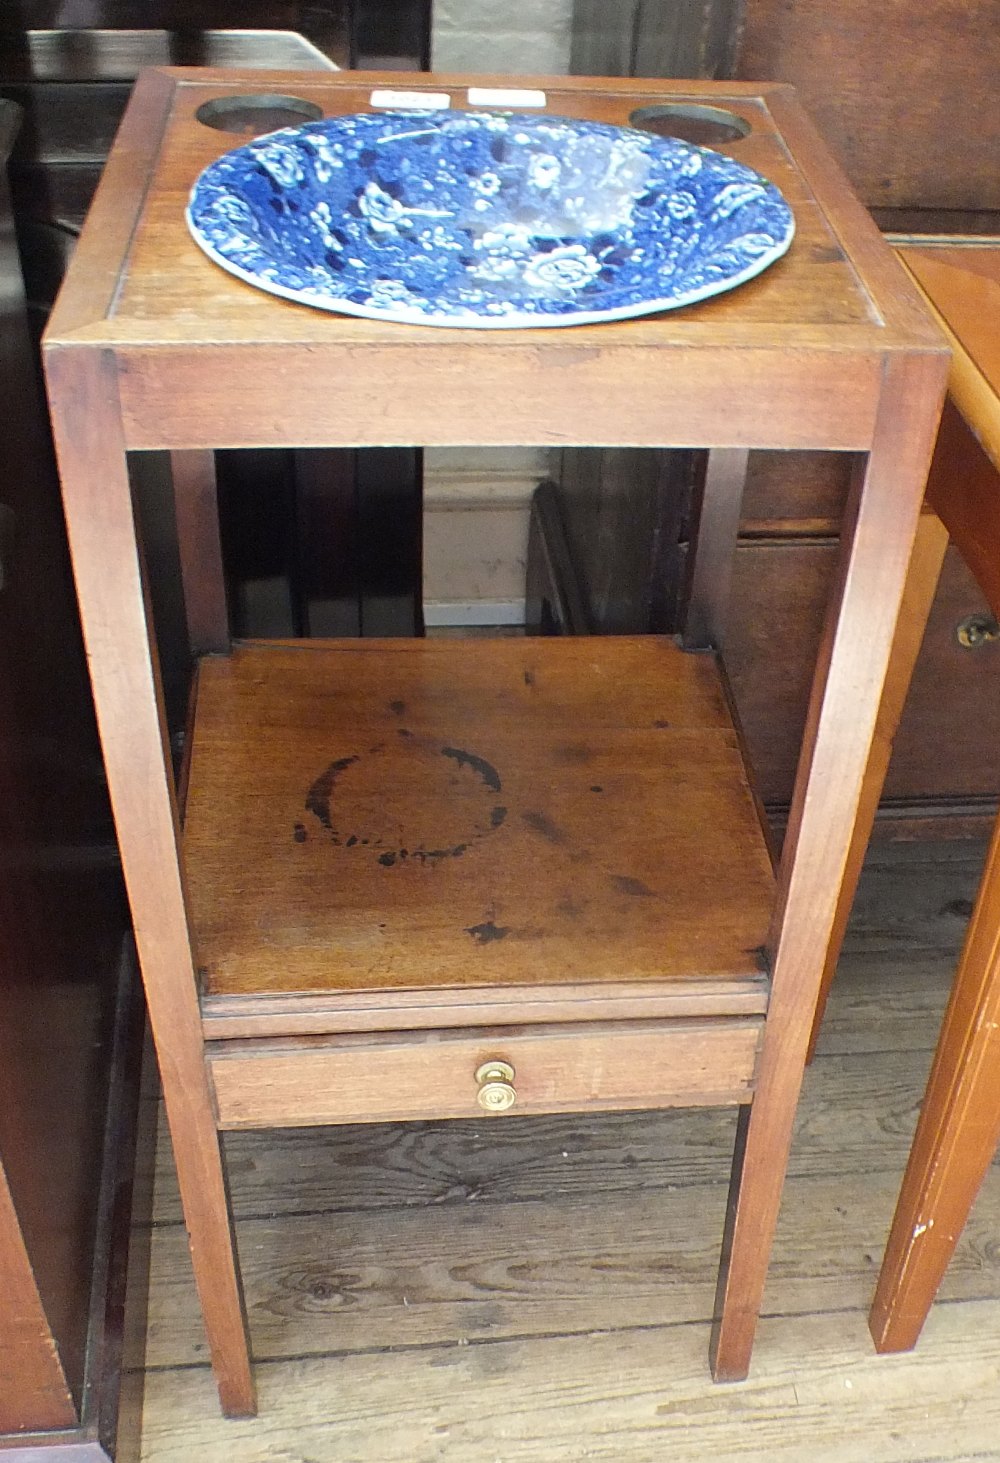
[144,1166,1000,1370]
[184,638,775,1005]
[737,0,1000,216]
[137,1302,1000,1463]
[0,1161,76,1432]
[134,844,1000,1462]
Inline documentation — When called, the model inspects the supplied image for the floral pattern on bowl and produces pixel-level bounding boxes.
[186,109,795,328]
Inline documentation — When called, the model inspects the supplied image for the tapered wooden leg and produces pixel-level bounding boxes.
[710,352,949,1381]
[805,505,949,1060]
[171,449,230,655]
[870,809,1000,1350]
[45,349,255,1417]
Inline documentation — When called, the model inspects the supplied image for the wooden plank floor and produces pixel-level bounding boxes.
[136,839,1000,1462]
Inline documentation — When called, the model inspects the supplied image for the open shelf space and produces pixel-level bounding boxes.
[183,637,775,1033]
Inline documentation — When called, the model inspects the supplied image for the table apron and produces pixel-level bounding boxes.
[108,345,888,452]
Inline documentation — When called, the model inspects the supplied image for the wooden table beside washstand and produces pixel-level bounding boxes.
[809,239,1000,1352]
[42,70,948,1417]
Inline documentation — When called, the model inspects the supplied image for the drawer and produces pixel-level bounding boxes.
[725,540,1000,806]
[208,1018,763,1130]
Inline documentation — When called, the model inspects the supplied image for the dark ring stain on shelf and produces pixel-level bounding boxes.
[304,754,360,830]
[297,743,507,864]
[441,745,502,793]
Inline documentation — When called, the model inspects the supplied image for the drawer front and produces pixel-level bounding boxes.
[725,540,1000,807]
[208,1018,763,1130]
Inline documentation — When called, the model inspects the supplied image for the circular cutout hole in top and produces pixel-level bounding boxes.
[629,104,751,147]
[196,94,323,137]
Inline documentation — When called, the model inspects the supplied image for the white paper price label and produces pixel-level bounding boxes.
[369,90,451,110]
[467,87,547,108]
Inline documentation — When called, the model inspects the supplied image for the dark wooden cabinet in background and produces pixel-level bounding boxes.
[539,0,1000,830]
[726,455,1000,818]
[737,0,1000,233]
[733,0,1000,825]
[0,97,139,1459]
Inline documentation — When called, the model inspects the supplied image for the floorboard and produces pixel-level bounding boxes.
[138,841,1000,1462]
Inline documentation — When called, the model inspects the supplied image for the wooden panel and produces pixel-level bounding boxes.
[740,449,855,531]
[725,541,1000,807]
[570,0,743,79]
[737,0,1000,214]
[553,448,686,634]
[0,1160,75,1431]
[183,638,775,1005]
[208,1017,762,1128]
[118,343,883,453]
[925,400,1000,626]
[0,96,129,1437]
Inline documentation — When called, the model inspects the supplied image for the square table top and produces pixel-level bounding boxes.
[44,70,946,453]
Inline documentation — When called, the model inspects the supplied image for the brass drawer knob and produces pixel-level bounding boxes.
[475,1059,516,1113]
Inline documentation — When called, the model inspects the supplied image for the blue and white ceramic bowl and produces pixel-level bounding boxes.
[187,109,795,328]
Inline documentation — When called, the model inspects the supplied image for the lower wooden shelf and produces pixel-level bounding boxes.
[184,637,774,1040]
